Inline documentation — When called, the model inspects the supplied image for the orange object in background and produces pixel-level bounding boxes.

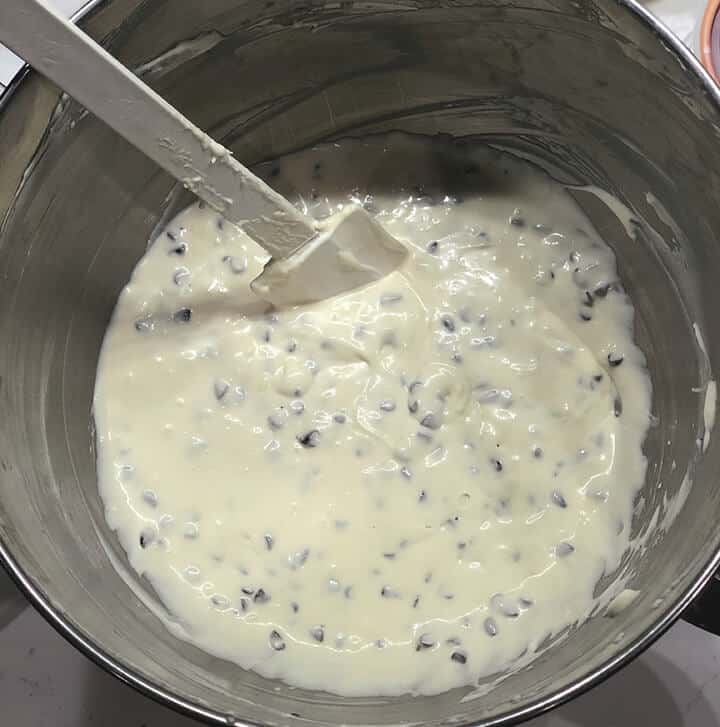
[701,0,720,82]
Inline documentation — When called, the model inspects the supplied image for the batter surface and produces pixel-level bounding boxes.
[93,134,651,696]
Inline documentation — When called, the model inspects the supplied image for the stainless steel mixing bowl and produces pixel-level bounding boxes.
[1,0,720,724]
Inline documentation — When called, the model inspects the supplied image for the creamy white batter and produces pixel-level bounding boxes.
[93,134,651,696]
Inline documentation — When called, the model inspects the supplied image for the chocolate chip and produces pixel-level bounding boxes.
[264,534,274,551]
[491,458,503,472]
[579,311,592,322]
[291,601,299,613]
[451,650,467,664]
[173,266,190,285]
[213,380,230,400]
[421,413,441,430]
[269,630,286,651]
[412,595,420,608]
[492,594,520,618]
[254,588,271,603]
[551,490,567,508]
[594,283,611,298]
[310,626,324,643]
[445,514,460,528]
[427,241,439,254]
[173,308,192,323]
[380,585,400,598]
[134,319,151,333]
[614,395,623,417]
[556,542,575,557]
[441,315,456,332]
[297,430,320,448]
[139,527,155,549]
[583,291,594,307]
[608,353,624,367]
[416,633,435,651]
[532,446,543,459]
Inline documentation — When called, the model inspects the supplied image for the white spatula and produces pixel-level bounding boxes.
[0,0,407,307]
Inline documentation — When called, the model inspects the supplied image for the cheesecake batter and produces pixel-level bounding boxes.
[93,134,651,696]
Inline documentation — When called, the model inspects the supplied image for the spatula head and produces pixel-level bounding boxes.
[251,205,408,307]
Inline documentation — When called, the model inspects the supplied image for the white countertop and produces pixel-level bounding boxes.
[0,1,718,725]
